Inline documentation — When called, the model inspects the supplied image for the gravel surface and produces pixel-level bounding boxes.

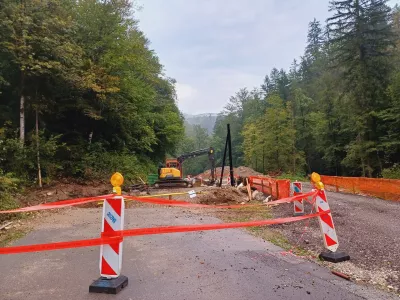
[269,183,400,292]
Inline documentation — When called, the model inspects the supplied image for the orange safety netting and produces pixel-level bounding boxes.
[321,175,400,201]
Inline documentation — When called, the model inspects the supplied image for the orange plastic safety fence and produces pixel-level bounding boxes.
[248,176,290,200]
[321,175,400,201]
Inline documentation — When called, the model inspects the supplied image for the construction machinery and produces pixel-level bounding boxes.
[154,147,216,188]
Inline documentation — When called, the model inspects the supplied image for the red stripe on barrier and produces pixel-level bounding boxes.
[106,198,122,217]
[101,257,117,275]
[109,242,120,254]
[324,234,337,247]
[0,211,328,255]
[103,220,114,233]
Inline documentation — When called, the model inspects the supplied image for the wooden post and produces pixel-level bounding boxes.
[227,124,234,187]
[246,178,252,201]
[219,127,229,187]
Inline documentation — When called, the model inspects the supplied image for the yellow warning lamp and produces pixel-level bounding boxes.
[110,172,124,195]
[311,172,321,183]
[310,172,324,190]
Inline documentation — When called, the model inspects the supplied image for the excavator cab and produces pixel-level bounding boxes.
[165,159,180,171]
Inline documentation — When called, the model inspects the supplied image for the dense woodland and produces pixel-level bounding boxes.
[186,0,400,179]
[0,0,184,199]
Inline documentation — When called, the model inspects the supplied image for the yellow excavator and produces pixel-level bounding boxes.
[154,147,216,188]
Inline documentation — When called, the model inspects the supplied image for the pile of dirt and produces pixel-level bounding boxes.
[196,166,262,179]
[16,180,110,207]
[197,186,247,205]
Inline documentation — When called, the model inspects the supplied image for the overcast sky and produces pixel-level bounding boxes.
[136,0,399,115]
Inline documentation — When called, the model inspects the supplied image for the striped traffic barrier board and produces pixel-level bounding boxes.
[292,182,304,216]
[315,189,339,252]
[100,196,125,278]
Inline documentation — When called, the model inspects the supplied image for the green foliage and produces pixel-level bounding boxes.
[327,0,396,177]
[78,148,156,182]
[276,173,308,182]
[0,132,64,181]
[0,171,21,221]
[176,125,212,176]
[242,95,304,174]
[382,164,400,179]
[211,1,399,178]
[0,0,184,186]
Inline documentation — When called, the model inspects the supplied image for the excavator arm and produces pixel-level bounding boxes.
[165,147,215,183]
[177,147,215,183]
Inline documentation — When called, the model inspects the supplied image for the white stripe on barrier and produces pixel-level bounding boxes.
[101,244,121,276]
[100,196,124,278]
[314,190,339,252]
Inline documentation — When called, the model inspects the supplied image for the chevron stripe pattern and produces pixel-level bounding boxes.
[100,196,124,278]
[292,182,304,214]
[314,189,339,252]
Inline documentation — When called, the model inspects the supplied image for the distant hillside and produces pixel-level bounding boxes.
[184,113,218,135]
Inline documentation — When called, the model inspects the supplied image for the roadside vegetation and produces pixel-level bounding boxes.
[0,0,184,211]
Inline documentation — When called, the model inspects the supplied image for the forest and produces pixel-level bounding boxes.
[0,0,184,199]
[185,0,400,179]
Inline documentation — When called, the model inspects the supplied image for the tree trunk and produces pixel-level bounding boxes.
[262,146,265,174]
[88,131,93,144]
[36,108,42,188]
[376,151,383,175]
[20,94,25,144]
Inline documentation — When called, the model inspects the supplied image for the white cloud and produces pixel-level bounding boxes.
[136,0,399,114]
[175,82,198,105]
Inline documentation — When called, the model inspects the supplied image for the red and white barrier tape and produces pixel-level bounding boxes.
[0,210,329,255]
[123,191,317,208]
[0,191,318,214]
[0,194,115,214]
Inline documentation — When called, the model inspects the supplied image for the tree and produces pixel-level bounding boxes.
[327,0,395,176]
[0,0,83,145]
[306,18,325,60]
[0,0,184,183]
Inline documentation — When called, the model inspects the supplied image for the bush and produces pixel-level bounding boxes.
[69,143,156,182]
[0,171,21,222]
[0,133,65,183]
[382,164,400,179]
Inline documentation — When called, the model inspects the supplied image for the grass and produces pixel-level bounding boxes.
[276,173,308,182]
[0,228,28,247]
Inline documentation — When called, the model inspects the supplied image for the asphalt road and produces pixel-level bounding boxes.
[0,206,396,300]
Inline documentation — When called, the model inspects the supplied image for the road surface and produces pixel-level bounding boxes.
[0,205,396,300]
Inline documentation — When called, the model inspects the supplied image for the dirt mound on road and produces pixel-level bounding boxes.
[196,166,262,179]
[197,186,247,205]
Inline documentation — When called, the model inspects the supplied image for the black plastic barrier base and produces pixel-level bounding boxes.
[319,251,350,263]
[293,212,304,217]
[89,275,128,294]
